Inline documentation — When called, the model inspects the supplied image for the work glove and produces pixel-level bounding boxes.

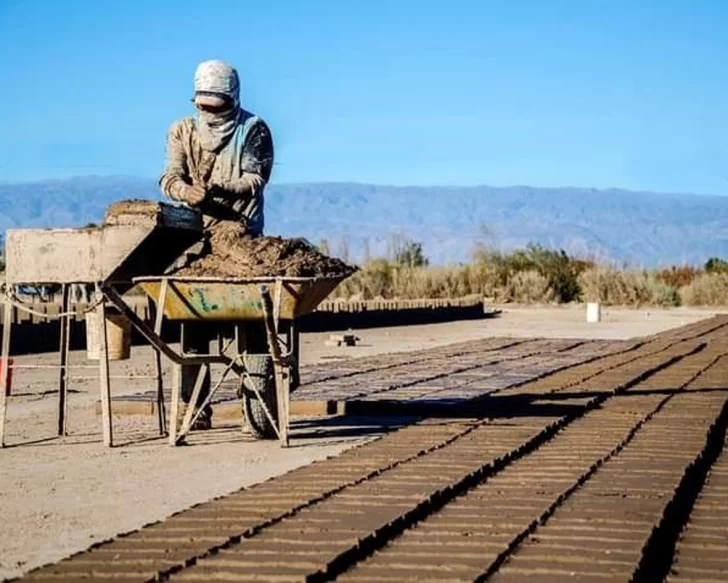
[236,173,265,196]
[209,173,265,200]
[182,183,207,207]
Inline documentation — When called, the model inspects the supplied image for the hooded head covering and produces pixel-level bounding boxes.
[193,60,241,152]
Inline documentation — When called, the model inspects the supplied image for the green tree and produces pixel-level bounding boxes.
[705,257,728,274]
[394,240,429,268]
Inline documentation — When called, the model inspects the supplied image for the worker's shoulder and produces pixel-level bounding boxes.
[241,110,271,133]
[167,116,196,137]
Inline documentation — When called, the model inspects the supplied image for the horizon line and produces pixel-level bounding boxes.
[0,174,725,199]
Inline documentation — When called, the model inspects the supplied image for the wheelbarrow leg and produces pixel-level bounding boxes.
[260,286,289,447]
[235,324,248,433]
[177,364,209,444]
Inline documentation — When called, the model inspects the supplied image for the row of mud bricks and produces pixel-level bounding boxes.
[0,296,488,355]
[14,315,728,582]
[0,295,485,325]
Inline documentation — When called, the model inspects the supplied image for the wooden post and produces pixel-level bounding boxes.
[276,365,290,447]
[169,363,181,446]
[57,284,71,436]
[148,291,166,436]
[0,299,13,448]
[154,349,165,436]
[96,294,113,447]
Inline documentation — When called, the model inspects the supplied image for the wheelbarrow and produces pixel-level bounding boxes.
[114,274,348,446]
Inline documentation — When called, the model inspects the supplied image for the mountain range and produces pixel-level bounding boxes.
[1,176,727,266]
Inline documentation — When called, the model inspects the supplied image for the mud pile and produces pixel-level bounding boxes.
[104,200,160,225]
[175,221,356,279]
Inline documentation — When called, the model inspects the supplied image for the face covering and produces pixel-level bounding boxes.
[193,60,241,152]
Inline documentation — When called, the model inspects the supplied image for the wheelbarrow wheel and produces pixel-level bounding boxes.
[241,354,278,440]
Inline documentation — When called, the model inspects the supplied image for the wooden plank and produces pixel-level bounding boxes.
[57,285,70,436]
[169,364,181,445]
[148,293,166,436]
[0,300,12,447]
[96,300,113,447]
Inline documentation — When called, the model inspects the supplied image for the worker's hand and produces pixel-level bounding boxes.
[183,183,207,207]
[239,173,264,197]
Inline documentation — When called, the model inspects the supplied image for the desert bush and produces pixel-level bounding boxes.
[332,243,721,307]
[526,244,582,303]
[647,278,682,307]
[335,258,394,299]
[334,261,476,300]
[680,273,728,306]
[578,267,679,306]
[656,265,700,288]
[392,266,469,298]
[472,243,584,302]
[503,270,554,303]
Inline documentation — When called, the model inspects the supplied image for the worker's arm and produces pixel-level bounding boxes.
[213,120,274,198]
[159,120,200,203]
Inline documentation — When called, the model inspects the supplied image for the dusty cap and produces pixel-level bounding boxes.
[193,60,240,104]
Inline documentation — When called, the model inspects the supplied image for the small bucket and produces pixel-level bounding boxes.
[1,358,13,396]
[586,302,602,324]
[86,311,131,361]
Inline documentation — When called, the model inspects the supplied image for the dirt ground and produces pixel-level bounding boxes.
[0,305,725,579]
[300,304,727,362]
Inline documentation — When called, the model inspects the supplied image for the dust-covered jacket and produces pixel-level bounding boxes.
[159,110,274,235]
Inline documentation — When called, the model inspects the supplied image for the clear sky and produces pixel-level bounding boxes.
[0,0,726,194]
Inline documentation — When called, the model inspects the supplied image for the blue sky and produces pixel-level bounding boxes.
[0,0,726,194]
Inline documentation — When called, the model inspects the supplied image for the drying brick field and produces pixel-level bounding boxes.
[6,313,728,582]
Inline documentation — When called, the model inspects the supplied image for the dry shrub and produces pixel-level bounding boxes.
[390,266,469,299]
[647,278,682,307]
[578,267,679,307]
[334,262,473,300]
[473,244,582,302]
[503,270,554,304]
[656,265,700,288]
[333,248,721,307]
[335,259,393,299]
[680,273,728,306]
[334,260,506,300]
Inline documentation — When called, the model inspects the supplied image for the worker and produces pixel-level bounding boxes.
[160,59,274,231]
[159,60,274,430]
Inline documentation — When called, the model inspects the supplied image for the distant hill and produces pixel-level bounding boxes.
[1,176,727,266]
